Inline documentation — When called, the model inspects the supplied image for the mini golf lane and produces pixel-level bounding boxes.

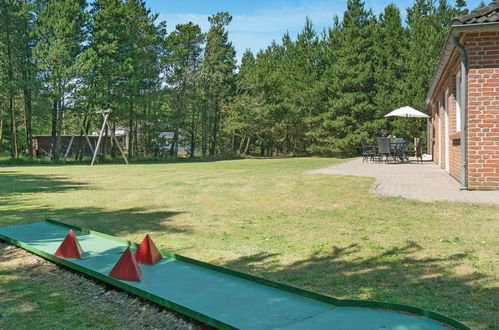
[0,220,469,330]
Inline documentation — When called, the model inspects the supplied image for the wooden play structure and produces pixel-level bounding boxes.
[62,109,128,166]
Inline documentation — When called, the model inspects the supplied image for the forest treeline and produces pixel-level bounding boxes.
[0,0,472,160]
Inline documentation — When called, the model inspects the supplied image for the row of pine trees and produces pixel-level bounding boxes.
[0,0,472,160]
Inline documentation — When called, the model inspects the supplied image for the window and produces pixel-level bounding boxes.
[456,72,461,132]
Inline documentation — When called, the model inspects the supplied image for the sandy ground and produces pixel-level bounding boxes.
[0,241,210,329]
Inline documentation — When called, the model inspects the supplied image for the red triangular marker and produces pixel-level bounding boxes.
[54,229,83,259]
[134,234,162,265]
[109,247,142,282]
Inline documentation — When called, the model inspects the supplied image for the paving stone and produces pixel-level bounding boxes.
[305,158,499,204]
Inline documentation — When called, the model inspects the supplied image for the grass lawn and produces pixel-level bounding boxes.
[0,158,497,328]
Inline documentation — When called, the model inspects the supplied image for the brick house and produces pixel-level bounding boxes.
[426,1,499,190]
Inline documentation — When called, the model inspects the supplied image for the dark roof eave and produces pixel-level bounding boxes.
[425,22,499,109]
[452,1,499,25]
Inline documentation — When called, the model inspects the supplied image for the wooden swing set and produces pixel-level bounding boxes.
[63,109,128,166]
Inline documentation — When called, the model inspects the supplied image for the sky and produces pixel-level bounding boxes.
[147,0,483,63]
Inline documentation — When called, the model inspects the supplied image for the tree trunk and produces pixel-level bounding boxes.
[170,131,178,156]
[244,136,251,155]
[5,10,17,158]
[0,119,3,153]
[190,112,196,158]
[22,12,33,158]
[81,116,92,161]
[23,78,33,158]
[76,115,87,161]
[134,120,138,157]
[128,118,134,158]
[111,122,116,158]
[238,135,246,155]
[51,99,58,160]
[133,120,138,157]
[103,123,108,158]
[145,101,154,155]
[170,96,179,157]
[53,99,63,160]
[231,130,235,154]
[282,130,289,155]
[201,106,207,156]
[210,105,219,156]
[9,96,18,158]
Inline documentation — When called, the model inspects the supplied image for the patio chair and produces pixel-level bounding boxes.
[400,140,412,162]
[393,138,405,144]
[390,138,409,162]
[376,137,396,163]
[361,138,377,162]
[415,138,423,163]
[405,138,423,163]
[404,140,416,159]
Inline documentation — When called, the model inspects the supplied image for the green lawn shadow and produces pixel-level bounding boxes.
[219,242,497,329]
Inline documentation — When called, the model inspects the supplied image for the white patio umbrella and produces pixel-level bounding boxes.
[384,106,430,156]
[384,106,429,118]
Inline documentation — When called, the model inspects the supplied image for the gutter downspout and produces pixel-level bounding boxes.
[452,36,468,190]
[426,117,430,155]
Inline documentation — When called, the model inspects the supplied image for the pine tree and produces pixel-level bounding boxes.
[397,0,449,138]
[0,0,21,157]
[224,49,258,155]
[121,0,162,157]
[19,0,36,158]
[0,0,476,160]
[313,0,376,156]
[281,18,322,154]
[250,42,291,156]
[33,0,88,160]
[163,22,204,157]
[202,12,236,156]
[0,0,38,158]
[371,4,408,139]
[81,0,131,158]
[85,0,129,113]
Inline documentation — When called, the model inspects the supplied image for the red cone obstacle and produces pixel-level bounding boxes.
[109,247,142,282]
[134,234,162,265]
[54,229,83,259]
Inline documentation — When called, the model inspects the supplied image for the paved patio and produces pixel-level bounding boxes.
[306,158,499,204]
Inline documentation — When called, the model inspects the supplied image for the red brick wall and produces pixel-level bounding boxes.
[440,93,448,169]
[430,102,440,165]
[432,79,462,181]
[449,75,462,181]
[465,31,499,190]
[439,94,446,170]
[430,104,438,162]
[428,31,499,190]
